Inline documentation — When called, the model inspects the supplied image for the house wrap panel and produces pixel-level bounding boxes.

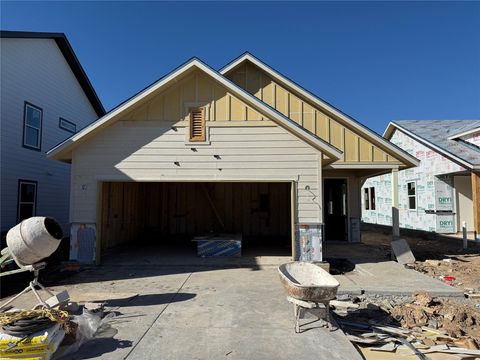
[461,132,480,147]
[362,129,465,233]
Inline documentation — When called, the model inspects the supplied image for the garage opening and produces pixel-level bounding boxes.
[100,182,292,258]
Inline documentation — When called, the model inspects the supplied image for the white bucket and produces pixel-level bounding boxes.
[6,217,63,266]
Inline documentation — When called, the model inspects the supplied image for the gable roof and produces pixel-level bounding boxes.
[47,57,342,162]
[1,30,105,117]
[384,120,480,169]
[220,52,419,168]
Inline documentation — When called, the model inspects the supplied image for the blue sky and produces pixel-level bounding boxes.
[2,1,479,134]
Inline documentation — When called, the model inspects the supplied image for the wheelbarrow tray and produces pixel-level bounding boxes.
[278,262,339,303]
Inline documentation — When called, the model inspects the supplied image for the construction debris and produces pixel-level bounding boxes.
[60,261,81,272]
[391,292,480,341]
[330,300,359,309]
[333,291,480,359]
[0,301,113,359]
[391,238,416,265]
[45,290,70,309]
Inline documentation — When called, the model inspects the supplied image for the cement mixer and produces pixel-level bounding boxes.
[4,217,63,266]
[0,217,64,310]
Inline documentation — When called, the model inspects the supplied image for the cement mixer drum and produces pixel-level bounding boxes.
[6,217,63,266]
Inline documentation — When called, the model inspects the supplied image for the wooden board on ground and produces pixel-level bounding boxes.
[358,345,480,360]
[391,238,416,265]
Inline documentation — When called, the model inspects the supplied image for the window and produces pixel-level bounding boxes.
[370,187,376,210]
[23,102,42,150]
[17,180,37,222]
[364,188,370,210]
[364,187,376,210]
[189,107,206,142]
[59,118,76,133]
[407,181,416,210]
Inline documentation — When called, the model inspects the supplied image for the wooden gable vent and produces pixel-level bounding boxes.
[189,107,206,142]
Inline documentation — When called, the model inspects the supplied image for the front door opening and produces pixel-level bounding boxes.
[324,179,348,241]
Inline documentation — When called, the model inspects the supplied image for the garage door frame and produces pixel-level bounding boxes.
[95,180,297,264]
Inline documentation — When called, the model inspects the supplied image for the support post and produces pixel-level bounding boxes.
[391,168,400,241]
[291,181,296,261]
[462,221,468,249]
[472,172,480,243]
[95,181,103,265]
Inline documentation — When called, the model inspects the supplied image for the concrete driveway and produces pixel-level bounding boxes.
[4,242,461,359]
[46,260,360,360]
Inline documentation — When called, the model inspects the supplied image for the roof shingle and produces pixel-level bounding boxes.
[394,120,480,166]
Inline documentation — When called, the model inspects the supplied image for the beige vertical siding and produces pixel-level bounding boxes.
[225,62,403,165]
[122,69,265,123]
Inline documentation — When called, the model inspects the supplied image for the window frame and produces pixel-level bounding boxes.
[188,107,206,142]
[364,187,376,211]
[407,181,417,211]
[364,188,370,210]
[22,102,43,151]
[17,180,38,222]
[59,117,77,134]
[370,187,376,210]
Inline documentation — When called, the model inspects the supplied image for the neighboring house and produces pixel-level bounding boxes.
[362,120,480,236]
[47,53,418,263]
[0,31,105,234]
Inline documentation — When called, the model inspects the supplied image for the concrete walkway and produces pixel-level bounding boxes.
[335,260,464,297]
[323,242,465,298]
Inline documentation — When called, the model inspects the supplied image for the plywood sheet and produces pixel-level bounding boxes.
[391,238,416,265]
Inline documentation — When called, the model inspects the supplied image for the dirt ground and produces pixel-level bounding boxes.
[412,256,480,301]
[361,229,480,301]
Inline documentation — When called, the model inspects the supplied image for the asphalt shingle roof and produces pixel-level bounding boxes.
[394,120,480,166]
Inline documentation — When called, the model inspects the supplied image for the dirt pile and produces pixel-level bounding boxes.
[389,291,480,346]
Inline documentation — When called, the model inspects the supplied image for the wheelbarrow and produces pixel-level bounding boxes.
[278,261,340,333]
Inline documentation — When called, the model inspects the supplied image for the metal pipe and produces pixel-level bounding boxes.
[462,221,468,249]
